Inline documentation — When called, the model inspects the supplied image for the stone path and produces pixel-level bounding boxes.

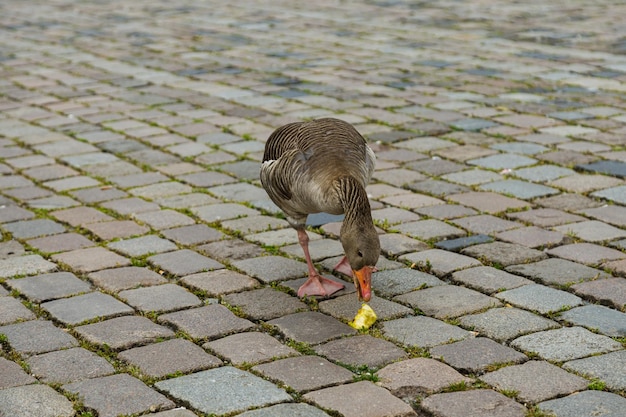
[1,1,626,416]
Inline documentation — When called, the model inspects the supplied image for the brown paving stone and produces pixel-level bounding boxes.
[496,226,569,248]
[51,206,113,227]
[452,214,521,235]
[52,247,131,273]
[304,381,417,417]
[88,266,167,292]
[506,208,586,227]
[161,224,225,246]
[181,269,259,296]
[461,241,547,267]
[27,232,96,253]
[447,192,529,214]
[83,220,149,241]
[377,357,472,397]
[535,193,603,211]
[570,277,626,311]
[421,389,525,417]
[547,243,626,266]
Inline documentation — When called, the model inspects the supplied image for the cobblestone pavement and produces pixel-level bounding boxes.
[1,1,626,416]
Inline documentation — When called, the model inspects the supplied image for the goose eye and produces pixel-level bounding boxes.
[357,250,363,258]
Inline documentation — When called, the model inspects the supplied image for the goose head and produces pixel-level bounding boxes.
[340,222,380,302]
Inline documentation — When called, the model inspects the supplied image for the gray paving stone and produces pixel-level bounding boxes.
[559,305,626,337]
[430,337,527,373]
[377,357,472,397]
[401,249,483,277]
[459,307,560,342]
[158,304,255,341]
[191,202,259,223]
[451,266,532,294]
[452,214,520,235]
[75,316,175,350]
[88,266,167,292]
[395,285,501,318]
[372,268,445,298]
[506,258,610,287]
[513,165,575,182]
[421,389,525,417]
[155,367,291,416]
[555,220,626,242]
[481,360,588,404]
[579,205,626,228]
[382,316,471,348]
[82,219,149,241]
[2,218,65,239]
[133,209,196,230]
[495,284,583,314]
[27,232,96,253]
[253,355,354,393]
[577,160,626,178]
[119,338,222,378]
[468,153,538,170]
[0,356,36,388]
[223,287,308,320]
[100,197,160,216]
[461,241,547,267]
[564,350,626,391]
[304,381,417,417]
[119,283,202,313]
[181,269,259,296]
[592,185,626,204]
[479,179,560,199]
[238,403,332,417]
[379,233,429,257]
[148,249,224,276]
[197,237,264,262]
[539,390,626,417]
[161,224,225,245]
[571,278,626,311]
[232,255,308,283]
[41,291,133,326]
[0,254,57,278]
[511,326,623,362]
[414,203,478,219]
[0,240,25,259]
[64,373,175,417]
[268,311,356,345]
[0,205,35,224]
[107,234,177,257]
[51,206,113,226]
[0,384,75,417]
[205,331,299,365]
[395,219,466,241]
[314,334,407,369]
[52,246,130,273]
[496,226,569,248]
[435,234,494,252]
[6,271,91,303]
[0,296,36,325]
[26,347,115,384]
[0,319,78,355]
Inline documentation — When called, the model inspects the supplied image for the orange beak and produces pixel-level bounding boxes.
[353,266,375,302]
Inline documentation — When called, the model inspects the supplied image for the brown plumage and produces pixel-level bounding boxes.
[260,118,380,301]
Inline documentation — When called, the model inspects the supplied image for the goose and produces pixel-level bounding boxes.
[260,118,380,301]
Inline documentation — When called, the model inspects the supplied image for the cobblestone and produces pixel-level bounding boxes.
[3,1,626,415]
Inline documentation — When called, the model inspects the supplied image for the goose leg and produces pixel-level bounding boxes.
[296,229,345,298]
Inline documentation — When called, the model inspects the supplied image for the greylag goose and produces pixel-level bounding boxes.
[260,118,380,301]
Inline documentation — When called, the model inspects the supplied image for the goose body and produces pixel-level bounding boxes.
[260,118,380,301]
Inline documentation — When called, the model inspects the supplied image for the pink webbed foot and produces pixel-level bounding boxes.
[297,274,345,298]
[333,256,353,277]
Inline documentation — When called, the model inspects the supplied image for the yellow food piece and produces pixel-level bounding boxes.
[349,303,377,330]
